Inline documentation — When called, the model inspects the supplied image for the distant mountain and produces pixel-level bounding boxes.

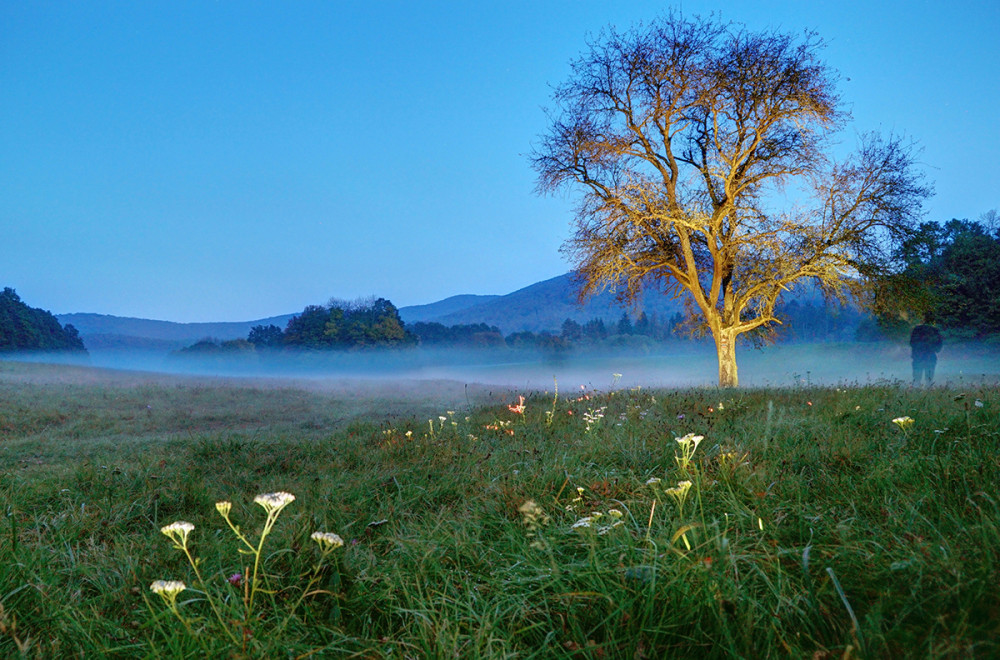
[398,294,501,324]
[400,273,685,333]
[56,312,296,350]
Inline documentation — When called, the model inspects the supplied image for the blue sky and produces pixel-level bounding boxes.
[3,1,998,322]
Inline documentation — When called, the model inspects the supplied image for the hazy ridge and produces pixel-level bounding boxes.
[55,312,297,348]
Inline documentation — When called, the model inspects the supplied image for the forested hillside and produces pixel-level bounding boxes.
[0,288,87,353]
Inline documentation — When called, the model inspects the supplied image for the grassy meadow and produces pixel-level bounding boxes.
[1,358,999,658]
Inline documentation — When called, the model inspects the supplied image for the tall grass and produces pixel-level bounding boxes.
[1,361,998,657]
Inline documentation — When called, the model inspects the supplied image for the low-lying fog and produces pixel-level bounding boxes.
[5,342,999,392]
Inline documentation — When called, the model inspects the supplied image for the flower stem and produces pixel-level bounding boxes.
[182,547,240,646]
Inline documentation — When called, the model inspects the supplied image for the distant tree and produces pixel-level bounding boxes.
[411,322,503,347]
[582,318,609,342]
[174,337,258,361]
[535,332,570,353]
[248,324,284,348]
[283,305,332,348]
[470,330,506,348]
[506,331,539,349]
[561,318,583,342]
[176,338,224,354]
[667,312,686,338]
[324,306,347,346]
[220,338,256,353]
[634,311,651,337]
[616,313,634,336]
[981,209,1000,236]
[411,322,451,344]
[366,298,416,346]
[533,13,929,385]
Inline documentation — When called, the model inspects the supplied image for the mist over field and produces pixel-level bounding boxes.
[6,341,999,395]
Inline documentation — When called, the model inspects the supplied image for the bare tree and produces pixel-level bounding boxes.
[533,13,931,386]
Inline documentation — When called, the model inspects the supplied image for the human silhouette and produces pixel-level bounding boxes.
[909,314,943,386]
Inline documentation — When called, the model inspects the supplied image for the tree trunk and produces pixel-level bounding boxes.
[714,329,738,387]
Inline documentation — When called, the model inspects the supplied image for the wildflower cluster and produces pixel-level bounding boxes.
[892,416,914,431]
[311,531,345,555]
[640,430,709,551]
[160,521,194,551]
[567,486,586,510]
[674,433,704,473]
[519,500,551,549]
[254,490,295,515]
[571,508,625,536]
[582,406,607,432]
[665,480,693,516]
[485,420,514,435]
[149,580,186,609]
[149,491,345,652]
[519,500,551,534]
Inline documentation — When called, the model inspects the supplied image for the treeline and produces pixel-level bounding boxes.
[412,302,861,352]
[0,288,87,353]
[177,292,867,358]
[176,297,416,357]
[408,311,684,353]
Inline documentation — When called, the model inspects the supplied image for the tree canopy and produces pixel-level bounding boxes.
[894,216,1000,337]
[270,297,417,350]
[533,13,930,386]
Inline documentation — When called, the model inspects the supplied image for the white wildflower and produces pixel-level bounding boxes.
[160,521,194,548]
[253,491,295,514]
[150,580,186,605]
[310,531,345,551]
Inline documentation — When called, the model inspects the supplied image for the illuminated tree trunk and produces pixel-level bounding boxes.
[714,329,738,388]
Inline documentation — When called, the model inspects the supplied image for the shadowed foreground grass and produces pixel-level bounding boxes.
[1,361,999,658]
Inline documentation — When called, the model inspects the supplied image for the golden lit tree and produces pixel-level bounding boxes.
[533,14,930,386]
